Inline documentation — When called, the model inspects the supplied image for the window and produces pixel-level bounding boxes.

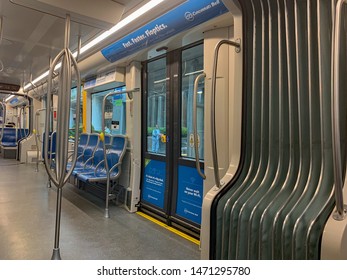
[91,86,127,135]
[146,57,167,155]
[181,44,204,159]
[69,87,83,139]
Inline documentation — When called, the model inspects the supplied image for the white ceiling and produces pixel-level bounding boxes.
[0,0,147,89]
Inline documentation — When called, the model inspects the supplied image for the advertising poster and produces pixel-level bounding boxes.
[101,0,228,63]
[176,165,204,225]
[141,159,166,209]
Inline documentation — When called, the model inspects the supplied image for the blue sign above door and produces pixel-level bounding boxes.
[101,0,229,63]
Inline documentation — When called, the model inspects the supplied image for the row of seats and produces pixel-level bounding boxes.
[1,127,29,159]
[1,127,29,148]
[68,133,127,184]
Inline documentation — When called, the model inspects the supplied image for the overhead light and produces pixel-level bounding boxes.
[23,0,166,91]
[79,0,165,55]
[5,94,15,102]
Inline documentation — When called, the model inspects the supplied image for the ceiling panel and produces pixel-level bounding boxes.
[0,0,146,90]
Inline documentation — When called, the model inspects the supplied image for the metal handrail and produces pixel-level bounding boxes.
[18,105,30,140]
[34,108,46,172]
[43,14,82,260]
[101,88,140,218]
[211,39,241,189]
[193,73,206,179]
[332,0,347,221]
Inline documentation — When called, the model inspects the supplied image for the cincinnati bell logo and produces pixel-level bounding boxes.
[184,11,194,21]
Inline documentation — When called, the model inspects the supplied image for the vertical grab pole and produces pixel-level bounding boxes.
[332,0,347,221]
[43,14,81,260]
[34,108,46,172]
[211,39,241,189]
[101,88,139,218]
[0,101,5,143]
[24,104,30,138]
[18,107,23,140]
[20,104,29,139]
[101,93,109,219]
[193,73,206,179]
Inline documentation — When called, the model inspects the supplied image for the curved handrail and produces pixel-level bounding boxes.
[332,0,347,220]
[101,88,140,218]
[193,73,206,179]
[211,39,241,189]
[44,48,65,186]
[44,53,81,186]
[43,14,81,260]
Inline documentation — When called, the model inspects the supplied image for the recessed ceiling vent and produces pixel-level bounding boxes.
[10,0,125,30]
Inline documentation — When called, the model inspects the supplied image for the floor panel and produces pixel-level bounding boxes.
[0,158,200,260]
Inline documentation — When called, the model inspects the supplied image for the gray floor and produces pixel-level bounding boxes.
[0,157,200,260]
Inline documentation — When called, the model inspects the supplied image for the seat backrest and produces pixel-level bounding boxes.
[42,131,56,160]
[107,136,127,175]
[77,133,89,157]
[104,134,111,146]
[86,135,112,171]
[1,127,17,145]
[88,137,106,167]
[49,131,56,160]
[17,128,29,142]
[81,133,99,161]
[110,136,127,158]
[106,151,119,170]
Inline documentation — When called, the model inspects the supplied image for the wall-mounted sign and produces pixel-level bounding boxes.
[101,0,228,63]
[104,112,113,119]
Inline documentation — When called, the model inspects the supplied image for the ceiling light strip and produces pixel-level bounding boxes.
[23,0,165,91]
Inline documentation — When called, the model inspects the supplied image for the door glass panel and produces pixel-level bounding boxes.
[147,57,166,155]
[181,44,204,159]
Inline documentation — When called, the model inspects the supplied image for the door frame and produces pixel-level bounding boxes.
[140,41,204,237]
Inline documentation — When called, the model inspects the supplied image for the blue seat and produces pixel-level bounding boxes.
[17,128,29,142]
[77,133,89,158]
[42,131,56,168]
[1,128,17,147]
[72,134,111,176]
[67,133,99,171]
[1,127,30,159]
[76,135,127,183]
[42,131,56,159]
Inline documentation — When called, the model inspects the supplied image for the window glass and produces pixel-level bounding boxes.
[69,87,83,139]
[91,86,127,135]
[147,57,166,155]
[181,44,204,159]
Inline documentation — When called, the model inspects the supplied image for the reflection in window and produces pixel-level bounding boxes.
[91,86,126,135]
[181,44,204,160]
[147,57,166,155]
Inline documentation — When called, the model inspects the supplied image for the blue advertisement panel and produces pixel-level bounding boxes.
[176,165,204,225]
[141,159,166,209]
[101,0,228,63]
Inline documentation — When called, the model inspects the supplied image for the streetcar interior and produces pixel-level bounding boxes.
[0,0,347,260]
